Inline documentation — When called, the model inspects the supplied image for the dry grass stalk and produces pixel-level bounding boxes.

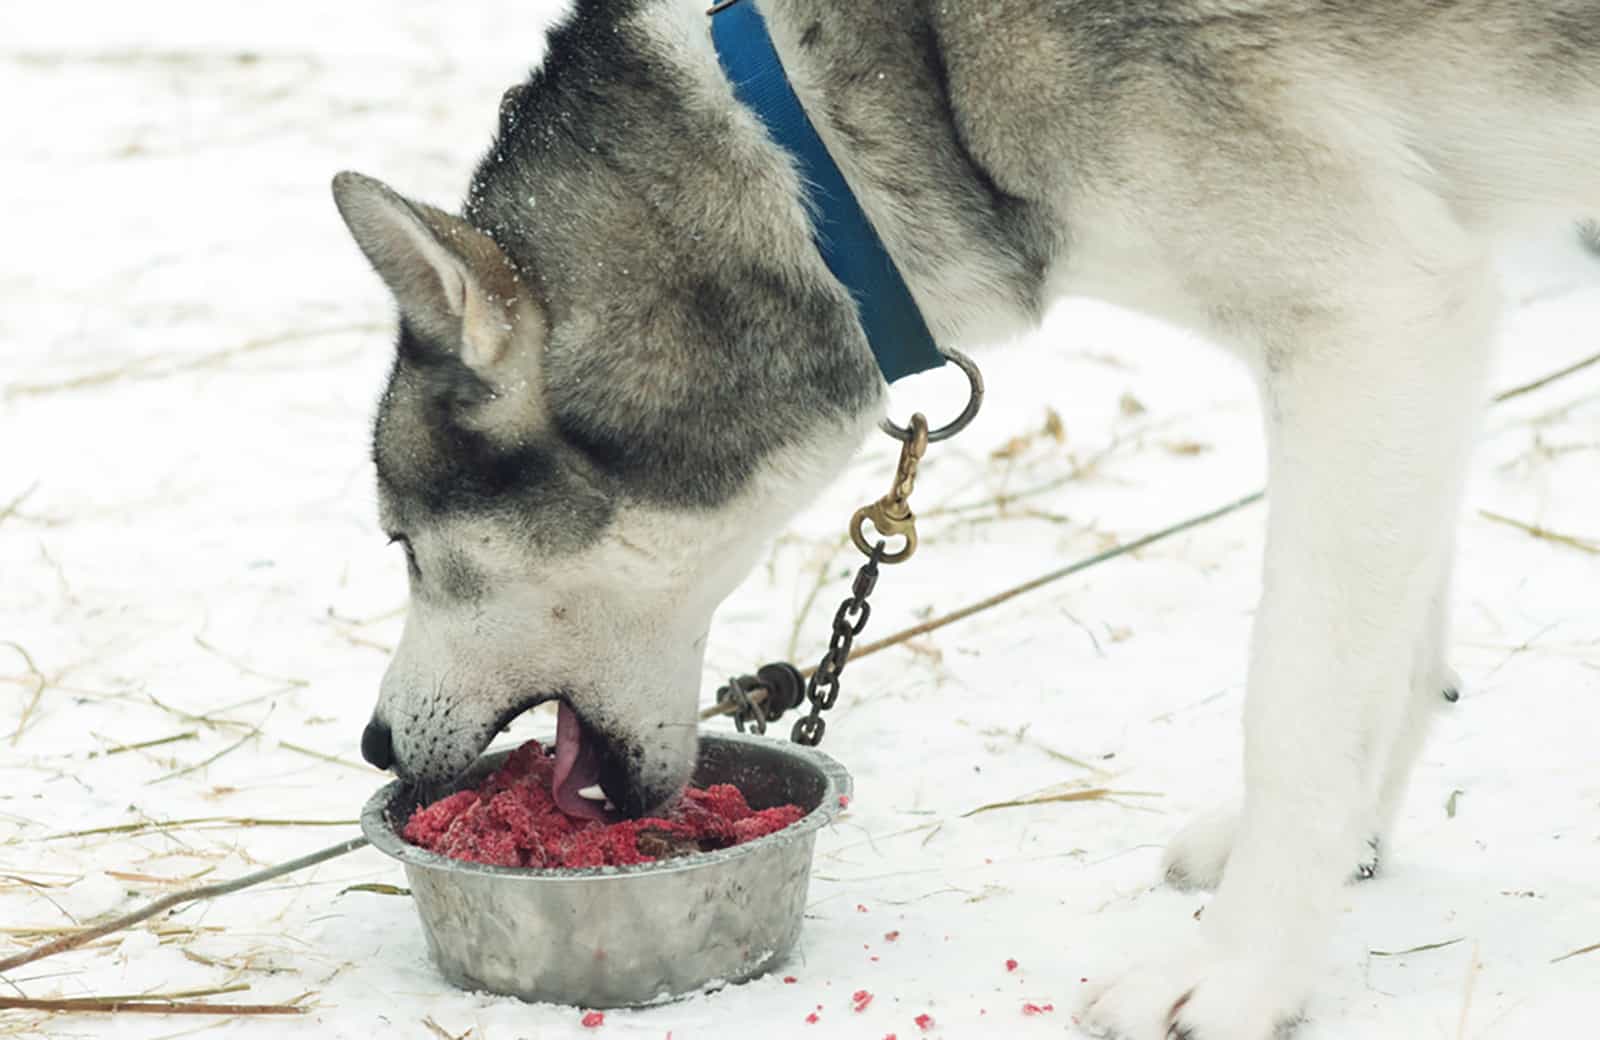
[277,740,370,773]
[849,491,1266,669]
[1031,744,1110,776]
[818,820,941,860]
[0,481,39,528]
[1491,349,1600,404]
[43,985,251,1003]
[151,722,265,785]
[962,787,1162,818]
[423,1015,474,1040]
[191,636,309,689]
[1495,433,1600,474]
[1478,509,1599,555]
[2,642,48,746]
[146,692,260,728]
[772,413,1163,664]
[784,534,854,661]
[0,866,82,881]
[921,424,1158,524]
[0,836,367,974]
[0,995,304,1016]
[6,322,384,399]
[1456,941,1482,1040]
[180,948,242,971]
[989,407,1068,460]
[45,816,357,841]
[331,630,394,654]
[104,868,217,886]
[90,731,199,757]
[703,490,1265,724]
[1551,941,1600,965]
[945,508,1075,533]
[143,692,366,772]
[325,604,407,628]
[1369,938,1465,958]
[337,883,409,897]
[0,873,71,892]
[0,923,218,941]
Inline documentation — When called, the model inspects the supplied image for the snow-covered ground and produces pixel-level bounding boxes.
[3,3,1597,1038]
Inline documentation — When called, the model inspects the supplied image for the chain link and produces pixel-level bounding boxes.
[706,351,983,747]
[791,417,928,745]
[791,542,884,746]
[712,406,971,746]
[716,662,807,735]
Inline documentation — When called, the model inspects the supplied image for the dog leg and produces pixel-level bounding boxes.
[1370,570,1460,846]
[1162,572,1458,891]
[1084,253,1495,1040]
[1163,802,1383,891]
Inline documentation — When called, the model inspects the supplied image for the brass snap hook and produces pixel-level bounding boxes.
[851,413,929,563]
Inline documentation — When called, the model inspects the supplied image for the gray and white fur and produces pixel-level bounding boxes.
[331,1,1600,1034]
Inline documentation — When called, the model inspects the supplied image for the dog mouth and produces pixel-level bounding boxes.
[552,701,612,821]
[490,694,620,821]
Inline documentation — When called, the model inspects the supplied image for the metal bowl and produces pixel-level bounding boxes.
[361,732,852,1008]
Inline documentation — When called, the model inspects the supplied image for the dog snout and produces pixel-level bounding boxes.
[600,756,673,819]
[607,774,687,819]
[596,723,699,818]
[360,716,395,770]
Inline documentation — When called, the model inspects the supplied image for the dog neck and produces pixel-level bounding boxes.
[466,0,1057,512]
[660,0,1059,353]
[746,1,1058,350]
[709,0,946,385]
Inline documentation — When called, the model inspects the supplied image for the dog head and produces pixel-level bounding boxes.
[331,171,702,815]
[331,164,878,816]
[330,4,886,815]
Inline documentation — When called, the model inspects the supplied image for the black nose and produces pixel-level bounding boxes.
[361,718,395,770]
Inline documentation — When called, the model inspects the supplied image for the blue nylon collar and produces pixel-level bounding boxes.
[709,0,944,384]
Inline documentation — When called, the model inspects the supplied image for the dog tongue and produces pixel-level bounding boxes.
[553,703,609,820]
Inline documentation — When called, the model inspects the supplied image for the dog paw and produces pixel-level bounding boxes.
[1164,807,1381,890]
[1080,942,1304,1039]
[1162,805,1238,891]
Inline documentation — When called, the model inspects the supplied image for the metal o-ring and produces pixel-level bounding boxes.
[879,348,985,444]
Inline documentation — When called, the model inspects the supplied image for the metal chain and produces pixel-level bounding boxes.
[713,415,930,746]
[790,542,884,746]
[790,412,930,745]
[712,394,970,746]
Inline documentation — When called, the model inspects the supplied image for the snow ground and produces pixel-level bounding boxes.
[2,3,1597,1038]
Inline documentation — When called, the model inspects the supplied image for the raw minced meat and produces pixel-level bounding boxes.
[401,739,806,869]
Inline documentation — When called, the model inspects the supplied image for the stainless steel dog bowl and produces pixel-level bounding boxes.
[361,732,852,1008]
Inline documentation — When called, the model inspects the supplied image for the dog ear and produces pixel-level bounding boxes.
[331,171,540,374]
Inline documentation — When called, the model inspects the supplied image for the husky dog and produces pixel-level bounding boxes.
[331,0,1598,1034]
